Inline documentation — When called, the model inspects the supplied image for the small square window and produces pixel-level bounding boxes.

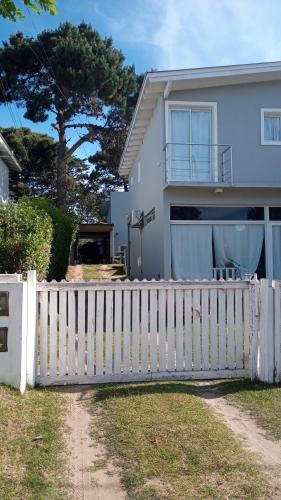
[261,109,281,145]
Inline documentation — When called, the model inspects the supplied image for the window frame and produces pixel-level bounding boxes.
[165,100,218,181]
[261,108,281,145]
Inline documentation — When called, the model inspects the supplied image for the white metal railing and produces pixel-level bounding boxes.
[213,267,237,280]
[164,143,232,185]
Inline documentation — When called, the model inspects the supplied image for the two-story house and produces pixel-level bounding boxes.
[119,61,281,281]
[0,132,21,203]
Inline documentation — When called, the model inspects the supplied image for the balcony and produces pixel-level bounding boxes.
[164,143,232,186]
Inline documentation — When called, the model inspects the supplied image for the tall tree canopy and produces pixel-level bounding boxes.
[0,23,138,209]
[89,74,143,193]
[0,126,90,207]
[0,0,57,21]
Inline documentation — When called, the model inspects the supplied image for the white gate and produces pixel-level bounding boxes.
[36,280,251,386]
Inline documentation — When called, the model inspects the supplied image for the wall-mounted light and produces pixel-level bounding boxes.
[0,328,8,352]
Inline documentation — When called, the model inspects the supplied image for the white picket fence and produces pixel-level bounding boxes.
[36,279,254,386]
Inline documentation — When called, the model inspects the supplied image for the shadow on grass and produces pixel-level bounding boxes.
[49,378,281,402]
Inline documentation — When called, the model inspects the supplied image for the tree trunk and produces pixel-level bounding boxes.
[56,124,68,210]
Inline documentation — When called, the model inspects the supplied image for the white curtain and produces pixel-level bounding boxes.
[264,116,281,141]
[170,110,190,181]
[272,226,281,279]
[213,224,264,278]
[171,225,213,280]
[191,110,211,181]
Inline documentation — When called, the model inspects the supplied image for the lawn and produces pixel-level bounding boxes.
[218,379,281,440]
[67,263,126,281]
[89,382,271,500]
[0,385,69,499]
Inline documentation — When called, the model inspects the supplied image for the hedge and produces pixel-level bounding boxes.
[33,198,78,281]
[0,199,52,280]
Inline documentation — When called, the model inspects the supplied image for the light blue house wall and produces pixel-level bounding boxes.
[127,74,281,280]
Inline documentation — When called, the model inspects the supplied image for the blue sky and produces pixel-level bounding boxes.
[1,0,281,159]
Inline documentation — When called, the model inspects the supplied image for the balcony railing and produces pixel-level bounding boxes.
[164,143,232,185]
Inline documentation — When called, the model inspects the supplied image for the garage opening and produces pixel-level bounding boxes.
[73,224,114,265]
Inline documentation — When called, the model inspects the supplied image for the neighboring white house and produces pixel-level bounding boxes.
[102,191,129,254]
[0,133,21,203]
[119,61,281,280]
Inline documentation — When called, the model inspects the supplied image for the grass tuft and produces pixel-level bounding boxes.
[0,385,70,499]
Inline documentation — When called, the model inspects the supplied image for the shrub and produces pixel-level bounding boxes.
[33,199,78,281]
[0,199,52,280]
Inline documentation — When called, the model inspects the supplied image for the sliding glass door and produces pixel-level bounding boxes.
[170,108,212,182]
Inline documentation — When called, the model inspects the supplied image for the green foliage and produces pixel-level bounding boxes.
[0,126,57,198]
[34,198,77,281]
[0,0,57,21]
[0,199,52,280]
[89,74,144,193]
[0,23,138,208]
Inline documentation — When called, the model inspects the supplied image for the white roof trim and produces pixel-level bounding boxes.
[119,61,281,177]
[0,134,21,171]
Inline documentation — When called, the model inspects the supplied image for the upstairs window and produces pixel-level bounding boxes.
[261,109,281,145]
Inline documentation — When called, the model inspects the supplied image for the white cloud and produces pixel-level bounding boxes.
[96,0,281,70]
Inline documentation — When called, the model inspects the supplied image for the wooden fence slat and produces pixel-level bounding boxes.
[77,291,86,376]
[123,290,131,374]
[201,288,209,370]
[235,289,243,369]
[184,290,192,371]
[210,288,218,370]
[158,290,166,371]
[176,289,183,371]
[105,290,113,375]
[193,289,201,371]
[167,289,175,371]
[59,291,67,376]
[68,291,76,376]
[150,289,158,372]
[114,290,122,374]
[132,290,140,373]
[87,290,95,375]
[96,291,104,375]
[141,289,148,373]
[227,289,235,369]
[243,288,250,370]
[39,291,48,377]
[218,289,226,369]
[49,291,57,377]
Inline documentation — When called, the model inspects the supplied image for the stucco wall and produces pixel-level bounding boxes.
[0,158,9,204]
[168,80,281,186]
[128,96,165,279]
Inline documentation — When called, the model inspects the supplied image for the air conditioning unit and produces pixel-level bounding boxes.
[130,209,143,228]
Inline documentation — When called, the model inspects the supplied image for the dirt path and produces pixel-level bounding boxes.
[64,386,125,500]
[198,382,281,497]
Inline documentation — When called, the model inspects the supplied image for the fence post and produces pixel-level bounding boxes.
[273,281,281,383]
[259,279,274,383]
[26,270,37,387]
[249,278,259,380]
[0,274,27,393]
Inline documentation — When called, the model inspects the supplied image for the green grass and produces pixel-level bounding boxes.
[0,385,70,499]
[218,379,281,440]
[82,263,126,281]
[89,381,271,500]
